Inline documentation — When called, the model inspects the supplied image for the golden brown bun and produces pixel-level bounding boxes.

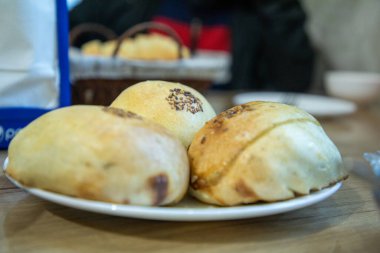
[188,102,347,206]
[111,80,216,147]
[6,106,189,206]
[81,40,102,55]
[82,33,190,60]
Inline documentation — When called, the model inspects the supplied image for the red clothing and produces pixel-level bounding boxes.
[153,16,230,52]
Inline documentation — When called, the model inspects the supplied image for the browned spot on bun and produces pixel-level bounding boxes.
[235,179,257,198]
[102,162,115,170]
[324,174,349,189]
[200,136,207,144]
[191,169,223,190]
[103,107,143,120]
[212,117,224,129]
[77,181,102,200]
[241,103,256,111]
[209,103,256,132]
[221,106,243,119]
[191,176,208,190]
[149,173,169,205]
[219,103,255,119]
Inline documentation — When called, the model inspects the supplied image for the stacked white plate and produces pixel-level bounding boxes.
[233,92,357,117]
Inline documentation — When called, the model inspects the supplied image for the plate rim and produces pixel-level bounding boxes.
[232,91,357,117]
[2,157,342,221]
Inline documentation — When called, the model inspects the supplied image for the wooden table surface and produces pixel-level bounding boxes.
[1,92,380,253]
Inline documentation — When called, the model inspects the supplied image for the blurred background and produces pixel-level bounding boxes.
[1,0,380,114]
[67,0,380,95]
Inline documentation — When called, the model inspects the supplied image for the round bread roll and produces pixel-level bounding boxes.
[82,34,190,60]
[111,80,216,147]
[6,106,189,206]
[118,33,191,60]
[188,101,347,206]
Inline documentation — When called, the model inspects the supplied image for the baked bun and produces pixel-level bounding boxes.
[6,106,189,206]
[82,33,190,60]
[81,40,102,55]
[118,33,190,60]
[111,80,216,147]
[188,101,347,206]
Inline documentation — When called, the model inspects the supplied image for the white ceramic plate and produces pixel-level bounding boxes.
[233,92,357,117]
[3,158,342,221]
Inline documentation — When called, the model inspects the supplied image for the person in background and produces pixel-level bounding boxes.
[151,0,231,53]
[229,0,314,91]
[69,0,314,92]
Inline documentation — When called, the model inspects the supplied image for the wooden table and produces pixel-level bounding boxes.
[1,92,380,253]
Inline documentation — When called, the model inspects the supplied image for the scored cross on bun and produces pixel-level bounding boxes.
[188,101,348,206]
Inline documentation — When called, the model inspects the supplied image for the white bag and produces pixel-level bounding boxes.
[0,0,60,108]
[0,0,70,148]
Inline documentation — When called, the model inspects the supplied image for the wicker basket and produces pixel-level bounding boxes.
[71,78,211,105]
[70,22,227,105]
[69,22,118,47]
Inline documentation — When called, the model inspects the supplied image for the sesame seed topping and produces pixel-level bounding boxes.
[166,88,203,114]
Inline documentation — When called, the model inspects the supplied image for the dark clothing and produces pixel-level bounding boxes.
[189,0,315,91]
[69,0,159,47]
[70,0,159,36]
[229,0,314,91]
